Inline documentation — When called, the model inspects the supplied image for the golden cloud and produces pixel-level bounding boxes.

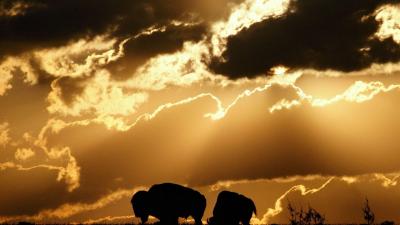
[0,57,37,95]
[14,148,35,161]
[0,122,10,147]
[0,1,34,17]
[210,0,291,56]
[33,36,118,78]
[375,3,400,44]
[47,70,149,117]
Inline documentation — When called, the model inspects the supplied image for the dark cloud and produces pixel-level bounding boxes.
[0,0,239,60]
[105,23,207,79]
[210,0,400,78]
[55,76,88,106]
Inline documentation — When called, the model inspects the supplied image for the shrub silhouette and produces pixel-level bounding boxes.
[381,221,395,225]
[287,202,325,225]
[362,198,375,225]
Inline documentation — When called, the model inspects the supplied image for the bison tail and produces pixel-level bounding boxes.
[251,200,257,215]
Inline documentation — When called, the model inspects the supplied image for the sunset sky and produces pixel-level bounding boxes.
[1,0,400,223]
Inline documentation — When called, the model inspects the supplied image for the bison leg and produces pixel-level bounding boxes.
[242,217,251,225]
[140,216,148,224]
[194,217,203,225]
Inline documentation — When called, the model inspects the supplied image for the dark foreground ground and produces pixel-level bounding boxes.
[2,223,397,225]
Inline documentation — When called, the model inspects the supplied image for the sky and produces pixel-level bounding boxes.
[1,0,400,223]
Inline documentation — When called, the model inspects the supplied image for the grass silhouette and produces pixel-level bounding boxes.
[9,198,397,225]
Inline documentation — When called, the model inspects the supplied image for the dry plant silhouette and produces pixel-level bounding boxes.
[362,198,375,225]
[361,198,395,225]
[287,202,325,225]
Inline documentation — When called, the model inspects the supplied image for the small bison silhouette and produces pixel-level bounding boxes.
[208,191,256,225]
[131,183,206,225]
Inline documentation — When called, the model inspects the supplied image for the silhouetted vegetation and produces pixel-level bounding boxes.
[361,198,395,225]
[287,202,325,225]
[380,221,395,225]
[362,198,375,225]
[16,222,35,225]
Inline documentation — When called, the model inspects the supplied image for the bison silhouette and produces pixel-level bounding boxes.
[131,183,206,225]
[208,191,256,225]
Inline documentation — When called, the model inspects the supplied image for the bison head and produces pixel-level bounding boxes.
[131,190,150,223]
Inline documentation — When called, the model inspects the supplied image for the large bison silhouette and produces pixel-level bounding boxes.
[131,183,206,224]
[208,191,256,225]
